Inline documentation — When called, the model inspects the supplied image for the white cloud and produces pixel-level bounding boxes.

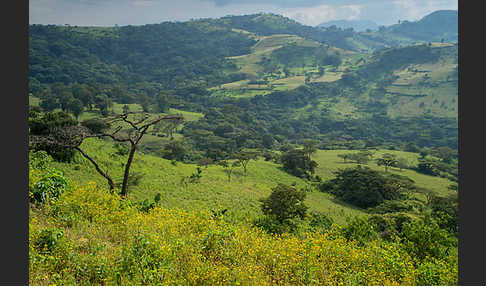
[29,0,457,27]
[283,5,337,26]
[342,5,362,20]
[132,0,156,7]
[282,4,364,26]
[392,0,458,21]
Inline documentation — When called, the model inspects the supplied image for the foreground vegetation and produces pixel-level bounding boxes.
[29,152,457,285]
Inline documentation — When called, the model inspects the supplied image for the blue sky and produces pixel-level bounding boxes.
[29,0,458,27]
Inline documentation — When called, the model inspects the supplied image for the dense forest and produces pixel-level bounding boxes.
[29,10,458,285]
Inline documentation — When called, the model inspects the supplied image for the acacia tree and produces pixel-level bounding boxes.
[301,139,319,160]
[376,153,398,172]
[337,153,349,163]
[155,118,181,140]
[219,160,240,182]
[234,150,259,176]
[29,112,183,197]
[197,157,214,169]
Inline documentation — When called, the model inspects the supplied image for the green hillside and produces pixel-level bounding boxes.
[47,138,455,225]
[358,10,458,50]
[28,10,458,285]
[51,138,366,225]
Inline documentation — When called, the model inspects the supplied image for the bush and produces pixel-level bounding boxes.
[29,111,78,162]
[29,151,68,204]
[34,228,64,253]
[81,118,111,134]
[161,141,186,161]
[280,148,318,178]
[308,212,333,232]
[428,195,458,237]
[114,142,130,156]
[341,216,378,246]
[29,150,51,170]
[369,200,414,214]
[260,183,308,224]
[368,212,416,240]
[401,219,454,262]
[137,193,162,212]
[31,170,68,203]
[253,215,288,235]
[416,258,458,286]
[319,166,412,209]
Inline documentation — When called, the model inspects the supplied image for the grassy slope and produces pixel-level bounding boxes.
[52,138,368,225]
[29,181,457,285]
[311,149,455,197]
[52,138,454,226]
[215,35,457,129]
[220,32,349,96]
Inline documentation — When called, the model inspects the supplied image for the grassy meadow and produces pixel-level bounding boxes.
[50,137,455,226]
[29,143,458,285]
[311,149,455,197]
[52,138,368,225]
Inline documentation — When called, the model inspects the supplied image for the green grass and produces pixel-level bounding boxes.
[52,138,368,225]
[29,96,41,106]
[168,108,204,122]
[211,88,272,98]
[227,34,321,77]
[271,76,305,91]
[52,139,455,227]
[311,71,342,83]
[311,149,455,197]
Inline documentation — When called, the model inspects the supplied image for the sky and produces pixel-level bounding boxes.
[29,0,458,27]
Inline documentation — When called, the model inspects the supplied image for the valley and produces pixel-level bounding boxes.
[28,10,459,285]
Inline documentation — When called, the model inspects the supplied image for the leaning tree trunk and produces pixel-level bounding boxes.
[75,146,115,191]
[120,144,137,197]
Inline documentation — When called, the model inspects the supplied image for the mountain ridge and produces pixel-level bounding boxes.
[316,19,379,32]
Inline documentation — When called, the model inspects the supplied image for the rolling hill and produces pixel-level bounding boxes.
[359,10,458,49]
[28,10,459,285]
[317,19,379,32]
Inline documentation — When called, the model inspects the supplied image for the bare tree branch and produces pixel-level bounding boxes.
[30,111,184,197]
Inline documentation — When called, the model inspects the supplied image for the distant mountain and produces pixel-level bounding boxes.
[378,10,458,43]
[214,13,362,51]
[316,19,379,32]
[28,15,458,151]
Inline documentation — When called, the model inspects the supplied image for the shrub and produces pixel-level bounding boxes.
[137,193,162,212]
[161,141,186,161]
[341,216,378,246]
[256,183,308,234]
[29,150,51,170]
[253,215,290,235]
[29,111,78,162]
[308,212,333,232]
[34,228,64,253]
[81,118,111,134]
[428,195,458,237]
[280,148,318,178]
[416,257,458,286]
[260,183,308,224]
[31,170,68,203]
[114,142,130,156]
[319,166,412,209]
[369,200,414,214]
[401,219,453,262]
[29,151,68,203]
[368,212,416,240]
